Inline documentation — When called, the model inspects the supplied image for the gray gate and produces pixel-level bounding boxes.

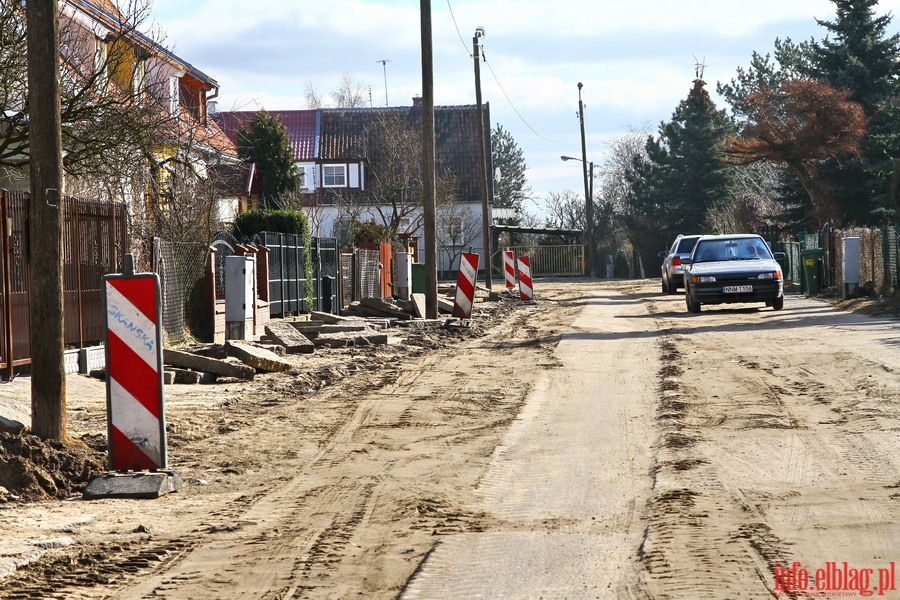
[263,231,309,318]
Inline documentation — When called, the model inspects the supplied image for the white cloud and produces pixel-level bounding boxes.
[149,0,898,203]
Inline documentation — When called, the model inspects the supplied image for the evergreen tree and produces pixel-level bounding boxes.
[810,0,900,224]
[236,111,301,206]
[491,124,530,219]
[627,79,737,243]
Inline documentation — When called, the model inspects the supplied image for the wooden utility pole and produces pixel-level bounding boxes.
[26,0,67,440]
[420,0,438,318]
[473,29,492,290]
[577,82,594,278]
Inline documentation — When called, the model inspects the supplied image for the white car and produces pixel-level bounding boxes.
[658,235,702,293]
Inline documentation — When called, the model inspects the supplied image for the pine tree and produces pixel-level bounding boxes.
[628,79,736,242]
[491,124,530,218]
[811,0,900,223]
[236,111,301,206]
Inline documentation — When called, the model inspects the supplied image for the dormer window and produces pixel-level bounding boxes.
[323,164,346,187]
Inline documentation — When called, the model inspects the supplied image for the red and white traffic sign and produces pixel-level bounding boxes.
[503,250,516,289]
[517,255,535,303]
[453,252,480,319]
[103,270,166,471]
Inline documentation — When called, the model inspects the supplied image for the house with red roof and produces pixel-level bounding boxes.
[215,99,494,272]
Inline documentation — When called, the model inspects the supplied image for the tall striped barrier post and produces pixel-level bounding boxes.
[452,252,480,319]
[84,254,182,499]
[503,250,517,289]
[517,255,536,304]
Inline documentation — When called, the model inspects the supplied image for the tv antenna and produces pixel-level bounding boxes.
[377,59,391,106]
[693,55,706,80]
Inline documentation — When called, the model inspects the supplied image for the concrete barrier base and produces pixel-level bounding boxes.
[83,470,183,499]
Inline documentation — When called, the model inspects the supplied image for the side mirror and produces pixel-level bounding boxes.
[658,251,667,258]
[773,252,786,260]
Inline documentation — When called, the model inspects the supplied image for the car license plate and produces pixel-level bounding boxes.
[723,285,753,293]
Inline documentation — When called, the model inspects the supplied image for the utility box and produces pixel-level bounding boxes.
[396,252,413,300]
[842,237,860,298]
[225,255,255,340]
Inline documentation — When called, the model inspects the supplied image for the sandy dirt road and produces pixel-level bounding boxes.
[1,279,899,599]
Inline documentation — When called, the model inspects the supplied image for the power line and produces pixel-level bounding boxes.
[446,0,472,57]
[481,49,568,143]
[445,0,566,143]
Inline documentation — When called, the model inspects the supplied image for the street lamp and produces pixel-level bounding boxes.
[561,155,594,277]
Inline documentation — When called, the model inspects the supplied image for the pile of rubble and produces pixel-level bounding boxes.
[157,289,496,385]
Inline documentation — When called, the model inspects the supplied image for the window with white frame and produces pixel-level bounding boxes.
[323,164,347,187]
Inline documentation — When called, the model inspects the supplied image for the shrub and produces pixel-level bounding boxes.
[351,220,393,247]
[233,209,308,237]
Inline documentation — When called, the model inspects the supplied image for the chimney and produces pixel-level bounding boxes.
[412,95,422,107]
[208,100,219,117]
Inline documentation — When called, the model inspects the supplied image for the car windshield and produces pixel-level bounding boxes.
[692,238,772,262]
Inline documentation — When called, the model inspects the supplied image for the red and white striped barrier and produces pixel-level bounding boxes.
[104,268,167,471]
[517,255,535,303]
[453,252,480,318]
[503,250,516,289]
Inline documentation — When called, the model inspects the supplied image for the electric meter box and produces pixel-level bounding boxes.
[396,252,413,300]
[225,255,255,322]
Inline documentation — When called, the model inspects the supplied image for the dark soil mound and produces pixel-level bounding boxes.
[0,432,106,502]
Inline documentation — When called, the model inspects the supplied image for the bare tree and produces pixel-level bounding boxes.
[304,81,323,109]
[708,162,783,234]
[0,0,177,185]
[331,72,368,108]
[544,190,584,231]
[597,128,648,260]
[436,198,480,272]
[359,111,456,236]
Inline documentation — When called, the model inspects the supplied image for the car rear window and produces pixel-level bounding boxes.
[676,237,698,253]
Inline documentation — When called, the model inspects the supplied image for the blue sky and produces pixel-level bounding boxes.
[149,0,900,219]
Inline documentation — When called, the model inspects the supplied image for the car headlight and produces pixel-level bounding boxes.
[691,275,717,283]
[757,272,782,280]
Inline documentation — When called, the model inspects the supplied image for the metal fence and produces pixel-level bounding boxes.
[260,234,340,317]
[0,189,127,377]
[263,231,310,318]
[504,244,584,277]
[776,241,802,284]
[152,238,209,345]
[311,237,339,313]
[339,248,382,309]
[884,225,900,292]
